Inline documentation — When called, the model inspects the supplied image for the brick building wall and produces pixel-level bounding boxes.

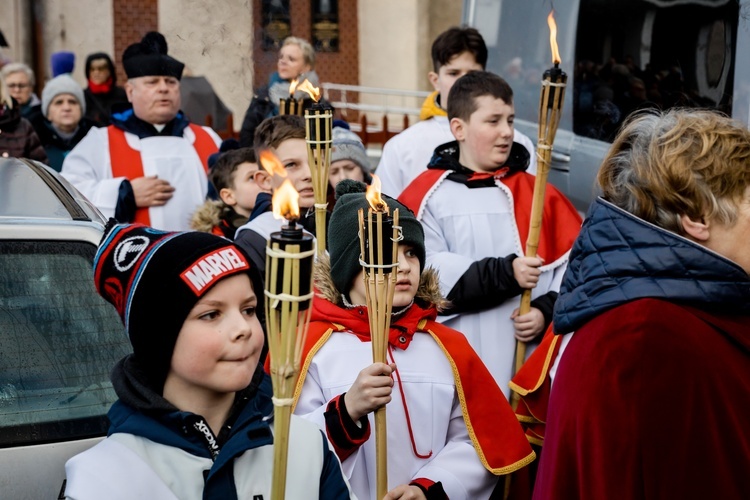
[113,0,159,84]
[252,0,359,90]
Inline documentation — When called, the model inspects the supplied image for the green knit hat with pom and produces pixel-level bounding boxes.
[327,179,425,294]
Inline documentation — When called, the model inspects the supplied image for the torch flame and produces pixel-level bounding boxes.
[259,150,300,220]
[365,174,389,213]
[548,11,561,65]
[296,79,321,102]
[289,78,299,95]
[259,150,286,177]
[273,179,300,220]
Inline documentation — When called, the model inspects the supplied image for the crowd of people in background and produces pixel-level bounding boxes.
[0,24,748,500]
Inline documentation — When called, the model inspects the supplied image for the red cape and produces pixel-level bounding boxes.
[291,316,536,475]
[509,324,561,446]
[399,169,582,264]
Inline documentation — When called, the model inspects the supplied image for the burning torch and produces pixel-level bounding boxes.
[513,11,567,386]
[297,79,333,257]
[279,78,303,116]
[260,150,316,500]
[357,175,400,499]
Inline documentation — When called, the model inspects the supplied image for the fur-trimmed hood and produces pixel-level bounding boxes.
[313,254,449,312]
[190,200,248,239]
[190,199,224,233]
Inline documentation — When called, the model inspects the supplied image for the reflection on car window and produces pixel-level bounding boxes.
[0,241,130,445]
[573,0,737,142]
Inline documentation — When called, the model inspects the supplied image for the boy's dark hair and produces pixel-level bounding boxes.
[448,71,514,122]
[209,147,257,193]
[431,26,487,73]
[253,114,306,152]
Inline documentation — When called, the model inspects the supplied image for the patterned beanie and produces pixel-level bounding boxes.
[327,180,425,294]
[331,127,372,178]
[93,222,263,390]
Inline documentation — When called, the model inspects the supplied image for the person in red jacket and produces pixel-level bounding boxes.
[534,108,750,499]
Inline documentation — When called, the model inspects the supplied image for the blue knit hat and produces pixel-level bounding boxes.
[51,51,75,77]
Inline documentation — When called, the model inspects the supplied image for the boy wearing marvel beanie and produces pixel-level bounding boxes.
[63,222,353,499]
[292,180,534,499]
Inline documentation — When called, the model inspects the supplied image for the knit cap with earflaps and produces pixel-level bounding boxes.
[327,179,425,294]
[93,221,263,391]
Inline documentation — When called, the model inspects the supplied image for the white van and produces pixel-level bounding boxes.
[464,0,750,212]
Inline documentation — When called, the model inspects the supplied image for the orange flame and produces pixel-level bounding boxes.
[548,11,561,65]
[259,150,286,177]
[289,78,299,96]
[272,179,300,220]
[365,174,388,213]
[296,79,321,102]
[259,150,300,219]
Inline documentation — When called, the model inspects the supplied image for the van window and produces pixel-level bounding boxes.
[573,0,738,142]
[0,240,130,446]
[475,0,739,142]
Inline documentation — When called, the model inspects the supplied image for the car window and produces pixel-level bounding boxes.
[0,240,130,446]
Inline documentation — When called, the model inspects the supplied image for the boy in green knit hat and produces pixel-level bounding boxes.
[288,180,534,500]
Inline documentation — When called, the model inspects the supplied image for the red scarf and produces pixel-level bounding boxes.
[88,77,113,94]
[310,292,437,350]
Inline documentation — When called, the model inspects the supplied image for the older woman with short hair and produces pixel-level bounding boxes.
[534,108,750,499]
[1,62,39,119]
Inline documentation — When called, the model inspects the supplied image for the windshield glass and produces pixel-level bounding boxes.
[0,240,130,446]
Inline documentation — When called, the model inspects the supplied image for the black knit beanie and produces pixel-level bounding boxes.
[328,180,425,294]
[93,222,263,391]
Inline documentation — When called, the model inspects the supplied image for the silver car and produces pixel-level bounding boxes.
[0,158,130,498]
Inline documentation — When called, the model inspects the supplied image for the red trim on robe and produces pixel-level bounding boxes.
[291,319,535,474]
[509,324,561,445]
[108,124,217,225]
[500,173,581,263]
[399,169,582,263]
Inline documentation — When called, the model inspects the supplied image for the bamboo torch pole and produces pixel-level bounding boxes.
[261,150,315,500]
[511,12,567,410]
[305,105,332,257]
[357,182,399,499]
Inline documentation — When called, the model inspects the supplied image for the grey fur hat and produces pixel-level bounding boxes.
[41,74,85,117]
[331,126,371,174]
